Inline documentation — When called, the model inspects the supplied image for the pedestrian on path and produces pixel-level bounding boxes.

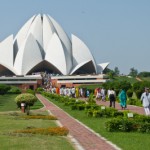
[109,88,116,108]
[141,87,150,116]
[119,89,127,110]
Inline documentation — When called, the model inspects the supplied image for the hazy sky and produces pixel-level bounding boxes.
[0,0,150,74]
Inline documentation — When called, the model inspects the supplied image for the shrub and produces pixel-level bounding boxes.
[8,86,21,94]
[0,84,11,95]
[105,118,137,132]
[126,89,133,98]
[138,123,150,133]
[15,93,37,108]
[26,89,35,95]
[36,87,44,93]
[15,93,37,115]
[135,90,143,99]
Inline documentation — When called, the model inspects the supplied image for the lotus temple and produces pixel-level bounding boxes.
[0,14,109,89]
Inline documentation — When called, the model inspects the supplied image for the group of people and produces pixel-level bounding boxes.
[107,87,150,116]
[46,86,90,98]
[107,88,127,109]
[95,88,106,101]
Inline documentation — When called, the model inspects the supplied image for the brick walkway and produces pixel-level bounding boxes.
[96,100,145,115]
[36,94,120,150]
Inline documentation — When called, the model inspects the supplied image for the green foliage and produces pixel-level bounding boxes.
[114,67,120,75]
[129,67,138,77]
[133,81,150,91]
[87,94,96,104]
[105,116,150,133]
[0,84,11,95]
[36,87,44,93]
[126,89,133,98]
[26,89,35,95]
[8,86,21,94]
[102,80,131,92]
[105,118,136,132]
[15,93,37,108]
[135,90,143,99]
[138,71,150,77]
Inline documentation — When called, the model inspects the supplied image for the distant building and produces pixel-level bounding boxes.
[51,74,108,88]
[0,75,42,91]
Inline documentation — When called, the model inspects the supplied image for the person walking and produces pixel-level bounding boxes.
[141,87,150,116]
[101,88,106,101]
[119,89,127,110]
[108,88,116,108]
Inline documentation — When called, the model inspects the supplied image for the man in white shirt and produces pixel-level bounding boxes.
[141,87,150,115]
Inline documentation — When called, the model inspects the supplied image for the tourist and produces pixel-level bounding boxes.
[101,88,106,101]
[109,88,116,108]
[140,87,150,116]
[96,88,101,100]
[119,89,127,110]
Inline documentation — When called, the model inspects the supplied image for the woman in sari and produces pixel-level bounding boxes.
[119,89,127,109]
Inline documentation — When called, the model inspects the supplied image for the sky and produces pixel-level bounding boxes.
[0,0,150,75]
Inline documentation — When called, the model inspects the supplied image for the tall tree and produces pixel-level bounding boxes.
[129,67,138,77]
[114,67,120,75]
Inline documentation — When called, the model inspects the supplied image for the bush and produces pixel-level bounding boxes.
[26,89,35,95]
[105,118,137,132]
[15,93,37,109]
[127,89,133,98]
[8,86,21,94]
[0,84,11,95]
[138,123,150,133]
[36,87,44,93]
[135,90,143,99]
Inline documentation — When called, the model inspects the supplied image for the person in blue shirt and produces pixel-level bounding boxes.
[119,89,127,110]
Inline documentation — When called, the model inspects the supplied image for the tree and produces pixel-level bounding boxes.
[129,67,138,77]
[114,67,120,76]
[15,93,37,115]
[138,71,150,77]
[108,70,115,79]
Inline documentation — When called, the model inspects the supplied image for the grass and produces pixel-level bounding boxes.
[141,77,150,81]
[0,94,19,111]
[0,94,44,111]
[0,94,75,150]
[0,112,74,150]
[46,96,150,150]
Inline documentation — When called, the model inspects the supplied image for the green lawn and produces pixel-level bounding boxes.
[0,112,74,150]
[0,94,44,112]
[46,96,150,150]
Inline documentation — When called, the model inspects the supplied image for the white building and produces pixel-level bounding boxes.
[0,14,109,76]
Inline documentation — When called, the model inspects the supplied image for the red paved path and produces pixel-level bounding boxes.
[36,94,146,150]
[96,100,145,115]
[36,94,120,150]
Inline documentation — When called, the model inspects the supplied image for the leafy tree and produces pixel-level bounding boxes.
[15,93,37,115]
[114,67,120,75]
[129,67,138,77]
[108,70,115,79]
[138,72,150,77]
[103,68,113,74]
